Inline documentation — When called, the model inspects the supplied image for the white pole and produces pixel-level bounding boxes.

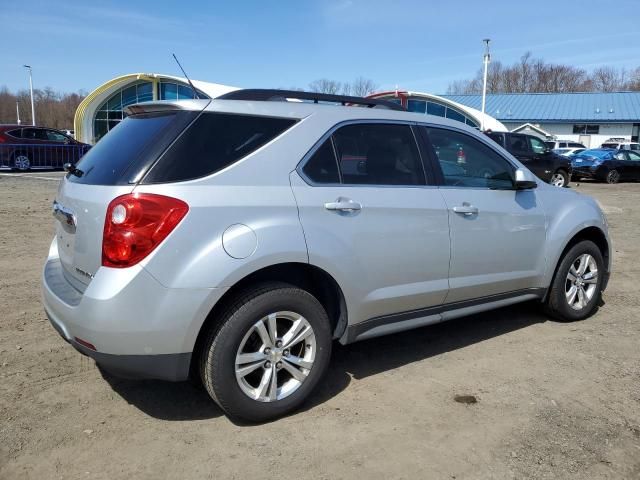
[481,39,491,131]
[16,101,21,125]
[24,65,35,126]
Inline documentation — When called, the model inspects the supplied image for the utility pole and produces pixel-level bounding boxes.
[16,101,21,125]
[481,39,491,131]
[23,65,36,126]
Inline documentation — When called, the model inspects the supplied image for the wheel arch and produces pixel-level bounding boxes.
[545,225,610,300]
[190,262,347,377]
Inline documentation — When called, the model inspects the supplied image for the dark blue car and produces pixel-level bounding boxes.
[571,148,640,184]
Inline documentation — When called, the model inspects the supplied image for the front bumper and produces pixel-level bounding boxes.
[42,243,226,381]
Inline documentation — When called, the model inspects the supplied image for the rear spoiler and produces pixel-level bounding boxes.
[124,99,211,116]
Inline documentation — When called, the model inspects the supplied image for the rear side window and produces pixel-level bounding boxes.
[486,133,504,146]
[302,139,340,184]
[69,112,182,185]
[508,135,529,154]
[332,124,425,186]
[144,113,297,183]
[6,129,22,138]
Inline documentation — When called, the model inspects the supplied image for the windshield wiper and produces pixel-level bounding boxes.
[63,163,84,178]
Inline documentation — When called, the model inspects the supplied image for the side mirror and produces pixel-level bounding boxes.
[514,168,538,190]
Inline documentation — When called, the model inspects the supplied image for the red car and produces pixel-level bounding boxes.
[0,125,91,170]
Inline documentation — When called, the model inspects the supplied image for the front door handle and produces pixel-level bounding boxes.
[324,198,362,212]
[452,204,478,216]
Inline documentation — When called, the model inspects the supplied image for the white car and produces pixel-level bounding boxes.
[545,140,586,150]
[554,147,585,157]
[600,141,640,151]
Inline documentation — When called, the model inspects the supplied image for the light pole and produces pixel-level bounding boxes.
[480,39,491,131]
[23,65,35,126]
[16,101,21,125]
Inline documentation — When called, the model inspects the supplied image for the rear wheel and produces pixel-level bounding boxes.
[12,153,31,171]
[200,282,332,422]
[605,169,620,184]
[545,240,604,321]
[550,170,569,187]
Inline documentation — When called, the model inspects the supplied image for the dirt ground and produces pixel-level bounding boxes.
[1,171,639,479]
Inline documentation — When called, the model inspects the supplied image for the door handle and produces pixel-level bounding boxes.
[452,204,478,216]
[324,198,362,212]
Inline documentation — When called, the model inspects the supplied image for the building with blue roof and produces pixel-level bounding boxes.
[441,92,640,148]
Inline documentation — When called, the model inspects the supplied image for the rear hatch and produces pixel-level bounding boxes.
[53,104,201,288]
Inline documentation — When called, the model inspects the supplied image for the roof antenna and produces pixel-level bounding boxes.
[172,53,200,99]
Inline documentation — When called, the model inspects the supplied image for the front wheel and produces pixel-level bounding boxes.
[549,170,569,187]
[200,282,332,422]
[605,169,620,184]
[545,240,605,321]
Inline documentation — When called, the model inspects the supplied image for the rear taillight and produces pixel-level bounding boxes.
[102,193,189,268]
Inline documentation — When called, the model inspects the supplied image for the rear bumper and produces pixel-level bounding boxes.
[46,310,191,380]
[42,242,227,381]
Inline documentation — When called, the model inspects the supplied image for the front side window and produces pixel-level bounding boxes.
[332,124,425,186]
[425,127,514,189]
[46,130,69,143]
[529,136,547,154]
[508,135,529,154]
[627,151,640,161]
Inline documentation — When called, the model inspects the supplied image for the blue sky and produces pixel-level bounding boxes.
[2,0,639,95]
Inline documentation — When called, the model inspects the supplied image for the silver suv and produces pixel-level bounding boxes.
[42,90,611,422]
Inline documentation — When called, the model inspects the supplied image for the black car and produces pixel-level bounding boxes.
[486,132,572,187]
[571,149,640,184]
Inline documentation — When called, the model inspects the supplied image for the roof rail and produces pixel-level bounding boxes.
[217,89,406,111]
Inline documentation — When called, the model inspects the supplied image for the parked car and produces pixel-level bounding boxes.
[486,132,572,187]
[43,90,611,422]
[0,125,90,170]
[600,140,640,151]
[545,140,586,150]
[572,148,640,183]
[553,147,585,157]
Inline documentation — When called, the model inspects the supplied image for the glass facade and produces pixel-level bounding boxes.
[93,80,205,143]
[406,98,479,128]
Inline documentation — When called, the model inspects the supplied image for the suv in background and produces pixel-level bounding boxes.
[43,90,611,422]
[600,140,640,151]
[545,140,586,150]
[0,125,90,170]
[487,132,572,187]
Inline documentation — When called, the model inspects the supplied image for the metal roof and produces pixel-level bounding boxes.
[440,92,640,123]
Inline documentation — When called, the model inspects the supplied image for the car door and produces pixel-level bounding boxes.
[420,126,547,303]
[528,135,556,180]
[622,151,640,180]
[508,134,545,179]
[21,128,50,168]
[290,122,451,327]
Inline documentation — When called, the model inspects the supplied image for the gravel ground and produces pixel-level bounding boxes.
[1,172,639,479]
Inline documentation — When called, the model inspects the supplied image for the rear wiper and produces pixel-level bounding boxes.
[63,163,84,178]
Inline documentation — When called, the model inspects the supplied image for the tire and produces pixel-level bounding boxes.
[550,169,569,188]
[545,240,605,321]
[12,152,31,171]
[605,169,620,184]
[199,282,332,422]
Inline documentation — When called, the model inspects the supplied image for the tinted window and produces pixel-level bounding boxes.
[332,124,425,186]
[427,102,446,117]
[569,142,584,148]
[144,113,297,183]
[69,112,180,185]
[22,128,48,140]
[508,135,529,153]
[6,129,22,138]
[407,100,426,113]
[46,130,68,142]
[445,108,466,123]
[487,133,505,147]
[425,127,514,189]
[529,137,547,154]
[302,139,340,184]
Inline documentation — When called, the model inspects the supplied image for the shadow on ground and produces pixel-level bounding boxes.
[102,301,547,423]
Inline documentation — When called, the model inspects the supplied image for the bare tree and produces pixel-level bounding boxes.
[0,86,85,128]
[349,77,378,97]
[308,79,343,95]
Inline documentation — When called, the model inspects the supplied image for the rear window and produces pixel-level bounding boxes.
[601,143,617,149]
[6,129,22,138]
[68,112,187,185]
[143,113,297,183]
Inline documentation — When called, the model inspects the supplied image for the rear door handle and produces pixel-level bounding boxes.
[452,204,478,216]
[324,198,362,212]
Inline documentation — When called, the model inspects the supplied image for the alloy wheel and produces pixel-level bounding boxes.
[235,311,316,402]
[550,172,566,187]
[606,170,620,184]
[565,253,598,310]
[14,155,31,170]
